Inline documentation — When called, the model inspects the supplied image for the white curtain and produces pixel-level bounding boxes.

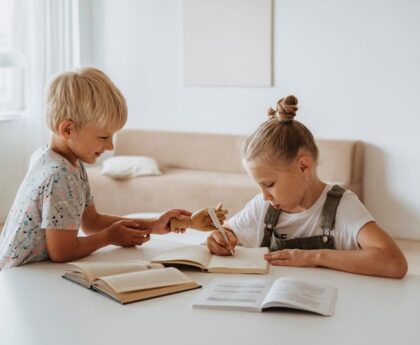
[12,0,81,158]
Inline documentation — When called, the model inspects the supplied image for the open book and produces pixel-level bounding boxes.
[62,260,200,304]
[151,245,269,274]
[193,277,337,316]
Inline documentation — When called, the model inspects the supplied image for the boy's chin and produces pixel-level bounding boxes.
[80,156,97,164]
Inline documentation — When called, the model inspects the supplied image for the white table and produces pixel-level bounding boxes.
[1,235,420,345]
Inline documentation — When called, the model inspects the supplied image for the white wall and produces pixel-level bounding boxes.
[99,0,420,240]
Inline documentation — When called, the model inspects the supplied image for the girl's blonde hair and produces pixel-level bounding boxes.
[242,95,318,167]
[46,67,127,134]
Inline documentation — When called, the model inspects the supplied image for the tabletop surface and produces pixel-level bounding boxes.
[1,231,420,345]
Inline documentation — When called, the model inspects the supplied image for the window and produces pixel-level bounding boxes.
[0,0,25,118]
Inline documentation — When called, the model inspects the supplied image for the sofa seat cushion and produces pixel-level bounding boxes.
[87,166,260,216]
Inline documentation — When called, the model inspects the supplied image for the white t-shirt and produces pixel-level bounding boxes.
[226,184,374,251]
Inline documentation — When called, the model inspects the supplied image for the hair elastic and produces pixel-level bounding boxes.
[280,119,293,124]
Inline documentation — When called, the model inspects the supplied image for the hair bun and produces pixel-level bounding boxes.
[267,107,277,118]
[276,95,298,120]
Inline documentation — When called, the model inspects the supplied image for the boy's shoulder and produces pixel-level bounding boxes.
[28,147,83,183]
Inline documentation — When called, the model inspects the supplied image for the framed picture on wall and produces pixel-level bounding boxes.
[183,0,272,87]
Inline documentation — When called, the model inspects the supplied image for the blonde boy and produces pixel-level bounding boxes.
[0,67,190,269]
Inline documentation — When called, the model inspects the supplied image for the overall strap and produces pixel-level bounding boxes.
[320,184,346,232]
[261,205,281,247]
[261,184,346,250]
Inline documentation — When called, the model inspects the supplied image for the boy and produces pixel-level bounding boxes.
[0,67,190,269]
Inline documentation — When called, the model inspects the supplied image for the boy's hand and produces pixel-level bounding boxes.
[151,209,192,234]
[190,207,228,231]
[207,229,238,256]
[106,220,151,247]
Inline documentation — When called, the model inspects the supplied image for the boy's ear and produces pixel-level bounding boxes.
[57,120,75,139]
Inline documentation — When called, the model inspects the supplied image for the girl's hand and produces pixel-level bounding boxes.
[207,229,238,256]
[264,249,316,267]
[106,220,151,247]
[151,209,192,234]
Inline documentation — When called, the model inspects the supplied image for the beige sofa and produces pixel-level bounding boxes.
[87,129,364,216]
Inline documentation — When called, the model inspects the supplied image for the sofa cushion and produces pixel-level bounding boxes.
[101,155,161,179]
[88,166,260,216]
[87,129,364,215]
[114,130,363,196]
[114,129,245,174]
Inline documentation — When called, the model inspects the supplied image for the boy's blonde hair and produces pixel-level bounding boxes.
[242,95,319,167]
[46,67,127,134]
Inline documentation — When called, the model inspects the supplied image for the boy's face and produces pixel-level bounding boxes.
[66,124,117,165]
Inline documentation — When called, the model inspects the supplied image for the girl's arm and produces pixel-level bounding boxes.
[264,221,408,279]
[207,223,239,256]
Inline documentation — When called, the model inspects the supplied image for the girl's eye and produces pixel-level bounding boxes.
[266,182,275,188]
[100,137,109,140]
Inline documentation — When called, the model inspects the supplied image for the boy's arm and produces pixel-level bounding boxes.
[81,204,126,234]
[81,204,154,234]
[81,204,192,235]
[45,220,150,263]
[264,222,408,279]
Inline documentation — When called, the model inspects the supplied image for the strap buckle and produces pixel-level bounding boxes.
[321,227,332,243]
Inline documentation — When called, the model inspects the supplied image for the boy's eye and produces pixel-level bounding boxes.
[99,136,109,140]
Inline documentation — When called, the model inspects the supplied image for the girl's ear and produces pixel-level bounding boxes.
[297,154,313,177]
[57,120,75,139]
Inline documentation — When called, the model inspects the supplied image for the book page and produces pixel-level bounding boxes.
[261,278,337,316]
[96,267,195,293]
[193,278,272,312]
[152,245,212,269]
[67,260,163,283]
[208,247,269,273]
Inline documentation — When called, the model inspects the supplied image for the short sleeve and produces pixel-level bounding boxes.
[40,173,85,230]
[79,161,94,208]
[226,194,266,247]
[84,184,94,208]
[335,191,375,250]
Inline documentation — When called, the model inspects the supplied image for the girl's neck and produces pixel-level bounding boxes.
[49,136,78,167]
[299,178,327,211]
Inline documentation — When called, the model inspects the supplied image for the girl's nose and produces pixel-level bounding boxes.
[262,190,272,201]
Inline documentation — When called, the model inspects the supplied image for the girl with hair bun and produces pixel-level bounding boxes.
[207,95,407,279]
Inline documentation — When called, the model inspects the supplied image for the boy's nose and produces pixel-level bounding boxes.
[106,139,114,151]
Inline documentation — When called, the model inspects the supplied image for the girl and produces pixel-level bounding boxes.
[207,95,407,278]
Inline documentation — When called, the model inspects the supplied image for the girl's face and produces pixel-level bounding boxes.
[244,157,310,213]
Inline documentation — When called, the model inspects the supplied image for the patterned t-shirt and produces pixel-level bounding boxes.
[0,147,94,269]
